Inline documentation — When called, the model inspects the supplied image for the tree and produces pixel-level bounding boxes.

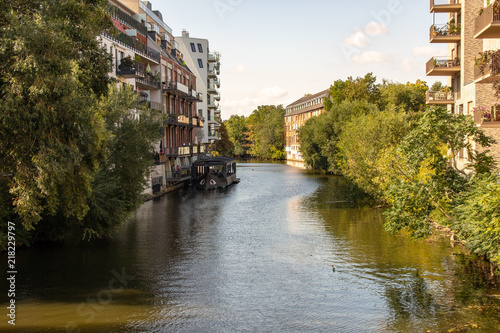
[299,100,379,173]
[245,105,285,159]
[325,73,380,108]
[338,109,410,198]
[213,123,233,156]
[383,107,496,238]
[379,80,428,113]
[0,0,113,230]
[430,81,444,92]
[225,115,248,156]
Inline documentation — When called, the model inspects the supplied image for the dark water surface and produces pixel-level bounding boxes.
[1,162,500,332]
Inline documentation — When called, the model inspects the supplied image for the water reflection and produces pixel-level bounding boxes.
[0,163,499,332]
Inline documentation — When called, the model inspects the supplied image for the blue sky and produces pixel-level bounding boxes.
[156,0,447,118]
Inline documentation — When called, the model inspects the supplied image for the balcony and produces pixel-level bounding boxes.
[426,56,460,76]
[136,75,161,90]
[208,67,217,78]
[214,94,221,101]
[430,24,461,43]
[163,114,178,125]
[426,90,455,105]
[474,52,500,83]
[162,81,191,98]
[474,4,500,39]
[213,78,221,88]
[430,0,461,13]
[208,52,218,63]
[116,61,146,79]
[207,82,218,94]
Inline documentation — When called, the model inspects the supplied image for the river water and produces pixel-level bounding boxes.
[1,162,500,332]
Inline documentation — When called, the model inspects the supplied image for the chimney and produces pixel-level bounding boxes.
[182,30,189,38]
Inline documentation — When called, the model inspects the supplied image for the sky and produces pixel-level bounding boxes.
[154,0,448,119]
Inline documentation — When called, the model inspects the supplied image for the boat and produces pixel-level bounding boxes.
[191,157,240,190]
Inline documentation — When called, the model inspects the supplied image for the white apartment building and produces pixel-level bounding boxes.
[176,30,222,146]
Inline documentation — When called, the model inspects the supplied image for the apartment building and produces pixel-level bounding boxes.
[176,31,222,146]
[101,0,204,195]
[284,89,330,161]
[427,0,500,163]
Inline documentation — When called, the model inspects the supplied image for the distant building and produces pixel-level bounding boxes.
[284,89,330,161]
[100,0,204,195]
[427,0,500,165]
[176,30,222,146]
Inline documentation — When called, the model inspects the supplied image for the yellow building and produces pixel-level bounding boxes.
[284,89,330,161]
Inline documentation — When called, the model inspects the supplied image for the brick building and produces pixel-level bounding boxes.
[427,0,500,165]
[284,89,330,161]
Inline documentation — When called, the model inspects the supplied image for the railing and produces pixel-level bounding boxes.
[163,114,178,124]
[474,52,500,81]
[101,31,160,63]
[475,4,500,37]
[431,0,460,6]
[136,75,161,89]
[162,81,189,95]
[116,61,146,77]
[426,56,460,73]
[426,90,454,102]
[138,1,173,35]
[108,4,148,36]
[178,115,190,124]
[430,23,461,39]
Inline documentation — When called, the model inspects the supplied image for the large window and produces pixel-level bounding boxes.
[198,59,204,68]
[190,43,196,52]
[197,43,203,53]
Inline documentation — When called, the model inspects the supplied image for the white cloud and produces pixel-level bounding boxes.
[412,46,447,58]
[364,21,389,37]
[401,57,422,72]
[257,87,288,99]
[351,51,391,64]
[231,64,246,73]
[343,21,389,48]
[344,31,369,48]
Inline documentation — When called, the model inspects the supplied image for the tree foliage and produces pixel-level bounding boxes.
[379,80,428,113]
[244,105,285,159]
[212,123,233,156]
[298,100,379,173]
[325,72,380,108]
[0,1,161,245]
[0,0,113,230]
[225,115,248,156]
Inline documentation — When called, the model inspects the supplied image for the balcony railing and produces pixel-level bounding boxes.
[108,4,148,36]
[430,0,461,13]
[475,4,500,39]
[426,56,461,76]
[116,61,146,78]
[426,90,455,104]
[101,31,160,63]
[474,52,500,83]
[430,24,461,43]
[136,75,161,90]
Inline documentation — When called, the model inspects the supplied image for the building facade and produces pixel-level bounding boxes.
[284,89,330,161]
[427,0,500,164]
[101,0,205,195]
[176,31,222,147]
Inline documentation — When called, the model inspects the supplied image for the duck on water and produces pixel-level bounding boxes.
[191,157,240,190]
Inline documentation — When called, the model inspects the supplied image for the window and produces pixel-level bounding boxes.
[197,43,203,53]
[190,43,196,52]
[198,59,203,68]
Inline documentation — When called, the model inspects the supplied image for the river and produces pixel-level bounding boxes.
[1,162,500,332]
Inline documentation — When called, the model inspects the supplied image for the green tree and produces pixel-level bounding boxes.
[379,80,428,113]
[213,123,233,156]
[225,115,248,156]
[383,107,496,238]
[299,100,379,173]
[325,72,380,108]
[0,0,113,230]
[245,105,285,159]
[338,109,410,198]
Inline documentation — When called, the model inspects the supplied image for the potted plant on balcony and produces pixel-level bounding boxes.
[118,56,135,71]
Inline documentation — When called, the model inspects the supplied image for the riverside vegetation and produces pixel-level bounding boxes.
[0,0,161,248]
[226,73,500,273]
